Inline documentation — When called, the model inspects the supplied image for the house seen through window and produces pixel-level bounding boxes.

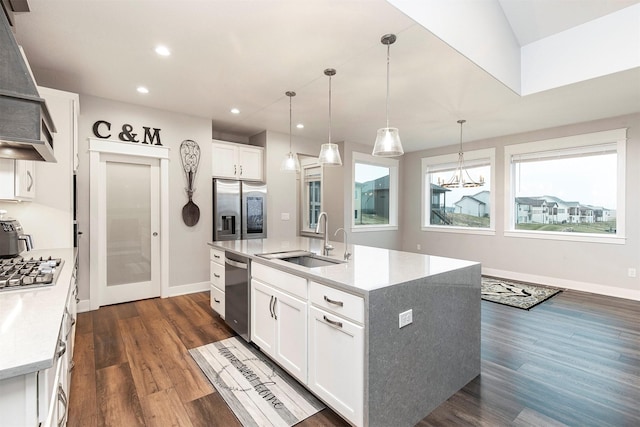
[422,148,494,231]
[511,144,618,235]
[352,152,398,230]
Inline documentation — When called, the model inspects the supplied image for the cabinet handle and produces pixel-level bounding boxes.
[214,298,220,303]
[323,315,343,329]
[214,254,221,259]
[56,339,67,359]
[26,170,33,192]
[323,296,344,307]
[240,165,243,176]
[234,165,237,175]
[273,297,278,320]
[214,273,221,278]
[269,296,274,318]
[57,384,68,427]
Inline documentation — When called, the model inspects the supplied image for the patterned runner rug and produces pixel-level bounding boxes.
[482,276,562,310]
[189,337,324,427]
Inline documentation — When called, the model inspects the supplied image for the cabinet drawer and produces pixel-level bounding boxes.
[252,262,307,300]
[310,282,364,324]
[210,248,225,265]
[210,285,225,318]
[210,261,225,290]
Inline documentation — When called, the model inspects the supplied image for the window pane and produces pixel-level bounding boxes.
[513,151,617,234]
[428,164,491,228]
[307,180,321,230]
[354,163,390,225]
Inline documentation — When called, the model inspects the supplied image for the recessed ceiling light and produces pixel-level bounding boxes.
[296,123,304,129]
[230,108,240,114]
[155,45,171,56]
[137,86,149,94]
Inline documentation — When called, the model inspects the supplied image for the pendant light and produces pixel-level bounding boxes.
[438,120,485,188]
[372,33,404,157]
[281,90,300,173]
[318,68,342,166]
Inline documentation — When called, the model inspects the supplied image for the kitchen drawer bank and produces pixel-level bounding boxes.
[209,238,481,427]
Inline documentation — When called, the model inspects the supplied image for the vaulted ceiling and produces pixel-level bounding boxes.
[13,0,640,152]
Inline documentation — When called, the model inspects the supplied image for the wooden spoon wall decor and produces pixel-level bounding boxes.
[179,139,201,226]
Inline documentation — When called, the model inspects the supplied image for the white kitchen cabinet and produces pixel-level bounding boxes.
[0,266,77,427]
[308,280,364,427]
[209,248,225,318]
[251,275,308,383]
[0,159,35,200]
[39,87,80,173]
[211,140,263,181]
[308,305,364,427]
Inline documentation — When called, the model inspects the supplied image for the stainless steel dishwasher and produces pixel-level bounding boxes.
[224,252,251,341]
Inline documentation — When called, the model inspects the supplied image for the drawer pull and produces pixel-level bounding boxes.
[323,296,344,307]
[57,384,68,427]
[323,315,343,328]
[56,340,67,359]
[214,273,221,278]
[214,254,221,259]
[214,298,221,303]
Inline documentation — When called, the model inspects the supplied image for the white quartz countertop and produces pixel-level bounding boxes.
[0,248,76,380]
[209,237,479,294]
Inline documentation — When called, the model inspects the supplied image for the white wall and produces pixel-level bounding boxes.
[401,113,640,300]
[77,95,213,300]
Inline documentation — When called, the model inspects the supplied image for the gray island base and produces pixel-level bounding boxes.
[366,266,481,426]
[209,237,481,427]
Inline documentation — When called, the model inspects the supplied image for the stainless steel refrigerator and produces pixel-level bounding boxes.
[212,179,267,241]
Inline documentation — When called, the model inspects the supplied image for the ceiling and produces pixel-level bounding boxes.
[12,0,640,153]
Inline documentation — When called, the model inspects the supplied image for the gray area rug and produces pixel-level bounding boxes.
[482,276,562,310]
[189,337,324,427]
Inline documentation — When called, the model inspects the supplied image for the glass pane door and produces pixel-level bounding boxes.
[106,161,151,286]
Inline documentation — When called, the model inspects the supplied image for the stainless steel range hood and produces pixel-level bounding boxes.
[0,3,56,162]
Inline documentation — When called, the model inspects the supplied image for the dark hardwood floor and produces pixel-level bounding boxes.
[68,289,639,426]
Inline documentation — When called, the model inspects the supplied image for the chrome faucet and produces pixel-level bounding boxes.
[334,227,351,261]
[315,211,333,256]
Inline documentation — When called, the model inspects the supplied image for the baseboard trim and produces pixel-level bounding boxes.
[165,281,210,298]
[482,268,640,301]
[77,281,211,312]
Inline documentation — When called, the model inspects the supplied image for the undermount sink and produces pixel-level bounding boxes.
[257,250,344,268]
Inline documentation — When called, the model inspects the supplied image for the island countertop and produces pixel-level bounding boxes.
[0,248,76,380]
[209,237,479,295]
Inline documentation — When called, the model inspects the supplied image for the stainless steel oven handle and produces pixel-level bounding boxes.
[225,258,248,269]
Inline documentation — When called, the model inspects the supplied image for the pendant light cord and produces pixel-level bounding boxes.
[328,73,332,144]
[385,42,390,129]
[289,94,293,151]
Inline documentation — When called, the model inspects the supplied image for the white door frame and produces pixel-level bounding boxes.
[89,138,170,310]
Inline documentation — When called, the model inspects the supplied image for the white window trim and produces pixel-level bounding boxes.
[299,157,323,236]
[351,151,399,232]
[421,148,496,235]
[503,128,626,245]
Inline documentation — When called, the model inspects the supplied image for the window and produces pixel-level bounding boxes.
[505,128,626,243]
[352,152,398,231]
[422,148,495,234]
[300,158,322,233]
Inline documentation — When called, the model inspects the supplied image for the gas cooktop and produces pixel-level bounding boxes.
[0,256,64,292]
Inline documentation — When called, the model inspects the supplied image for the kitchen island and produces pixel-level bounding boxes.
[210,237,481,427]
